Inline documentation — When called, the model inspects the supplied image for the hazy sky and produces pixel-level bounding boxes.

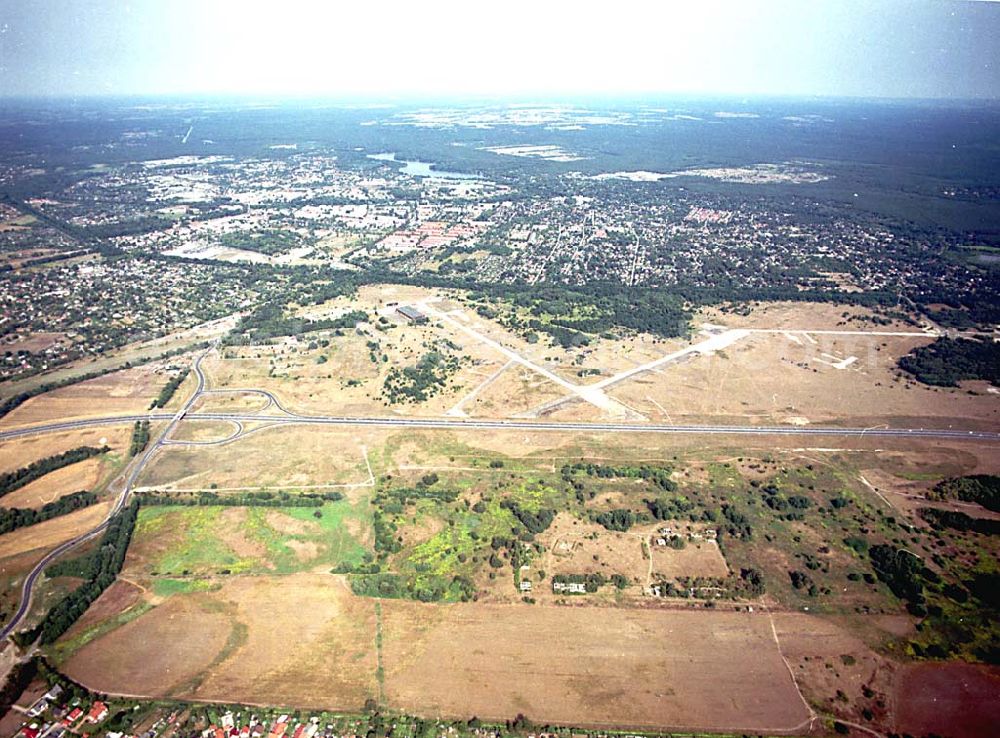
[0,0,998,99]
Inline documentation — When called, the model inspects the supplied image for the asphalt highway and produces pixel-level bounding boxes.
[2,412,999,443]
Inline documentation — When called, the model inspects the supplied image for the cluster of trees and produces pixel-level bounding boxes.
[869,544,927,609]
[224,301,367,345]
[134,490,343,507]
[149,369,190,409]
[595,508,636,532]
[373,511,401,555]
[24,501,139,645]
[500,500,554,534]
[0,446,108,498]
[919,507,1000,536]
[898,337,1000,387]
[738,567,766,597]
[562,462,677,492]
[128,420,150,457]
[930,474,1000,512]
[647,495,697,520]
[720,504,753,541]
[0,490,97,535]
[761,484,812,520]
[382,351,459,404]
[350,571,475,602]
[0,657,38,714]
[552,572,609,593]
[375,481,458,511]
[789,570,817,596]
[218,228,306,256]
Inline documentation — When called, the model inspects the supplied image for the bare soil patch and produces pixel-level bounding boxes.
[63,591,233,697]
[1,457,107,508]
[217,508,268,561]
[537,514,647,587]
[0,427,129,476]
[894,662,1000,738]
[0,502,111,559]
[650,539,730,579]
[63,579,144,638]
[382,601,810,732]
[264,510,319,536]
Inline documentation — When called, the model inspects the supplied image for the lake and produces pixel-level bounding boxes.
[367,152,479,180]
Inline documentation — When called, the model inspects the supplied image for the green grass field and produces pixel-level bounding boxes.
[134,500,371,578]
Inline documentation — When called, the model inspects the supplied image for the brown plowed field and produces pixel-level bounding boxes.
[381,601,811,732]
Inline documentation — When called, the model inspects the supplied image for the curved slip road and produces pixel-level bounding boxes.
[0,350,210,641]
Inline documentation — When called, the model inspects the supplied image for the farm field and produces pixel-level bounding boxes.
[61,573,814,733]
[0,501,111,559]
[0,361,177,429]
[0,427,129,475]
[1,457,109,508]
[381,601,810,732]
[138,426,376,493]
[61,573,379,708]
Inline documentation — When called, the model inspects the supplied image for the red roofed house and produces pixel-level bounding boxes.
[86,702,109,724]
[20,726,40,738]
[62,708,84,727]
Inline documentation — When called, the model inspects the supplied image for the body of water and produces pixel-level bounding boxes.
[367,152,479,180]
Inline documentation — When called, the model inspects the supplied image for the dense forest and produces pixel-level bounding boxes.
[898,337,1000,387]
[929,474,1000,512]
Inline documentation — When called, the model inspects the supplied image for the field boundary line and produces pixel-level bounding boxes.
[764,606,816,733]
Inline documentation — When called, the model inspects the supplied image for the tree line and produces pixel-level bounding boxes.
[128,420,150,457]
[223,301,367,345]
[134,490,343,507]
[0,491,97,535]
[0,446,108,498]
[149,369,190,409]
[930,474,1000,512]
[898,337,1000,387]
[919,507,1000,536]
[18,500,139,646]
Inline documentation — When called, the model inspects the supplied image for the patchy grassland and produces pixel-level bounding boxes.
[128,500,371,579]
